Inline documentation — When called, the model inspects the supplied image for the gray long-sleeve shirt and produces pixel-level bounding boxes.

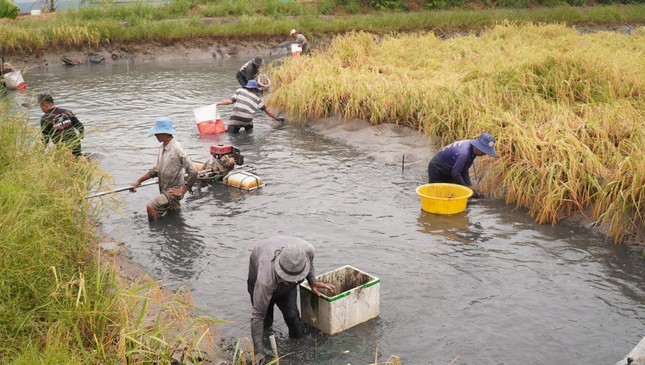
[248,236,316,353]
[149,138,198,192]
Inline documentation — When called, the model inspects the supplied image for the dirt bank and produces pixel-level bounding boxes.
[2,39,292,69]
[2,23,640,69]
[97,237,229,365]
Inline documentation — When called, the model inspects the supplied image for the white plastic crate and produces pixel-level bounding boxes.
[299,265,380,335]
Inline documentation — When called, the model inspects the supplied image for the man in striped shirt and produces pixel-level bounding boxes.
[216,80,282,133]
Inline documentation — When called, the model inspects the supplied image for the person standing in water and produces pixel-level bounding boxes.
[38,93,84,157]
[215,80,282,133]
[130,117,198,222]
[427,132,497,195]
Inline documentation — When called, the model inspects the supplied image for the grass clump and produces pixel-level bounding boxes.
[267,23,644,243]
[0,103,225,363]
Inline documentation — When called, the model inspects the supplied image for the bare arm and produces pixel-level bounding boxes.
[216,100,233,106]
[130,171,154,192]
[264,108,279,121]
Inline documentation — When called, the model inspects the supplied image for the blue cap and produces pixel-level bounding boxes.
[148,117,177,136]
[245,80,260,90]
[470,132,496,157]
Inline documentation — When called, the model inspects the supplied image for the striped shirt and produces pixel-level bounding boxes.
[229,88,266,125]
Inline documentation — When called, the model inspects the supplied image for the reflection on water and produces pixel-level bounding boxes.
[147,213,205,280]
[15,60,645,365]
[417,210,472,243]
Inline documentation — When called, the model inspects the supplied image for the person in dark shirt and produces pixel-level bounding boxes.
[236,56,263,88]
[427,132,497,190]
[38,93,84,157]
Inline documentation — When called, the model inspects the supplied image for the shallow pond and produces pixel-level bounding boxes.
[17,59,644,364]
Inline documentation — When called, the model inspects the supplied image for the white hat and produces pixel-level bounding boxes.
[290,29,297,36]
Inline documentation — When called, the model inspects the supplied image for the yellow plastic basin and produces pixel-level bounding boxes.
[416,183,474,215]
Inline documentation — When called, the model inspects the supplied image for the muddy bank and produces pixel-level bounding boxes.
[307,117,643,249]
[3,39,289,69]
[2,22,641,69]
[97,236,229,365]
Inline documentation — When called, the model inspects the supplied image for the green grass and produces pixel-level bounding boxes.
[0,103,226,364]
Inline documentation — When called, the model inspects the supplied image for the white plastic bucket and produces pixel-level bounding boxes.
[290,43,302,57]
[3,71,26,89]
[31,9,41,15]
[193,104,225,135]
[194,104,219,123]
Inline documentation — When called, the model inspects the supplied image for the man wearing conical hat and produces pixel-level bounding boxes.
[289,28,309,54]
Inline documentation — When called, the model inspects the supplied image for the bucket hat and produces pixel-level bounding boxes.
[148,117,178,136]
[245,80,260,90]
[275,245,310,283]
[290,29,297,36]
[470,132,496,157]
[252,56,264,66]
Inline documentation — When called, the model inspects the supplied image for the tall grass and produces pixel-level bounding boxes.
[1,4,644,53]
[267,23,644,243]
[0,103,226,363]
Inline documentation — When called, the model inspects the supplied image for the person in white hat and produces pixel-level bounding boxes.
[129,117,198,222]
[427,132,497,193]
[289,28,309,54]
[247,236,334,363]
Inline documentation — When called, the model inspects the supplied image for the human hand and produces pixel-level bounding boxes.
[311,282,335,296]
[129,181,140,193]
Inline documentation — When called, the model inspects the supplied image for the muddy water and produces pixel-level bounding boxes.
[21,60,644,364]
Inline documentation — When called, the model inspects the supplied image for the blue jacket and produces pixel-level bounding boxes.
[429,139,476,186]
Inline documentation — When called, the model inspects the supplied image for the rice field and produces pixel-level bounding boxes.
[267,23,644,244]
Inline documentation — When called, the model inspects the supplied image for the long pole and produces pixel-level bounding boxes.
[86,163,257,199]
[86,180,158,199]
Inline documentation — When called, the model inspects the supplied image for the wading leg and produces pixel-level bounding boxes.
[146,204,158,222]
[275,286,304,338]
